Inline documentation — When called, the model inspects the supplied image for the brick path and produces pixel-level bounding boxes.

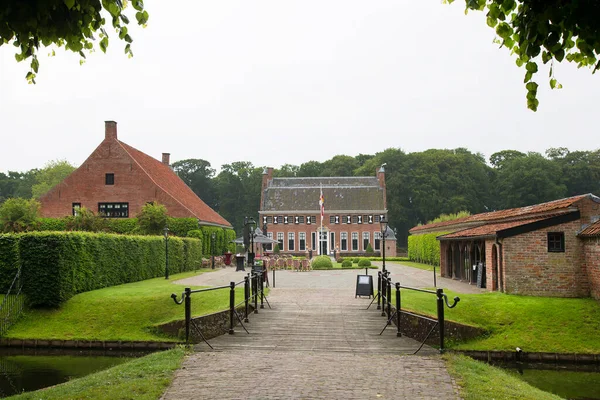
[161,283,461,399]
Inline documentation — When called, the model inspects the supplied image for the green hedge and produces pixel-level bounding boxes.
[407,232,449,266]
[0,234,20,291]
[17,231,203,308]
[311,255,333,269]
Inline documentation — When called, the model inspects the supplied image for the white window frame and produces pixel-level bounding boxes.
[363,232,370,251]
[288,232,295,251]
[374,232,381,251]
[277,232,284,251]
[341,232,348,251]
[299,232,306,251]
[266,232,273,251]
[351,232,359,251]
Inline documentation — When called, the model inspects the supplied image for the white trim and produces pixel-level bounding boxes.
[351,232,359,251]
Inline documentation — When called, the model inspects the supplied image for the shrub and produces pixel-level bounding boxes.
[366,243,374,254]
[182,237,203,270]
[336,257,344,263]
[352,257,359,264]
[18,231,202,307]
[358,259,372,267]
[274,244,280,254]
[105,218,138,234]
[311,255,333,269]
[341,259,352,268]
[65,207,106,232]
[0,234,20,291]
[137,203,168,235]
[407,232,449,265]
[37,218,67,231]
[167,217,200,237]
[0,198,40,233]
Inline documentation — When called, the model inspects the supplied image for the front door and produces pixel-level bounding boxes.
[319,230,328,255]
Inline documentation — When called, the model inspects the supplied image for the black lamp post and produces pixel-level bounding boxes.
[380,216,388,273]
[163,226,169,279]
[211,232,216,269]
[262,222,268,254]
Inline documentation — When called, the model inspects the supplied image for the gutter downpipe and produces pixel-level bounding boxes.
[495,236,503,293]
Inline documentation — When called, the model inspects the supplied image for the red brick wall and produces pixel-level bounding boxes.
[583,238,600,300]
[40,138,195,219]
[502,220,589,297]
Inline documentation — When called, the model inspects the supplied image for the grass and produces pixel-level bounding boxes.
[6,347,187,400]
[387,259,440,273]
[6,270,245,342]
[389,289,600,353]
[444,353,562,400]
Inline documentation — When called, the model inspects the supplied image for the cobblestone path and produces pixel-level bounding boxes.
[161,286,460,400]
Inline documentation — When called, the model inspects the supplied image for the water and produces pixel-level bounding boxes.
[0,349,141,398]
[500,363,600,400]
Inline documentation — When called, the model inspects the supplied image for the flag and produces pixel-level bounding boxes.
[319,186,325,221]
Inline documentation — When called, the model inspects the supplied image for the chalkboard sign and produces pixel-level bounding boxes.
[476,262,484,288]
[355,275,373,298]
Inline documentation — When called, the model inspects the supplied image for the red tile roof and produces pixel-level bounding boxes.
[439,217,549,239]
[579,220,600,237]
[409,194,593,234]
[118,141,231,228]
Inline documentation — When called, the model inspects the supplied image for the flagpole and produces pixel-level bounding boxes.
[320,183,323,256]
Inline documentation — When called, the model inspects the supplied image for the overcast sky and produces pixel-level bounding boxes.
[1,0,599,174]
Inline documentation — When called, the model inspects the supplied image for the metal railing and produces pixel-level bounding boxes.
[371,271,460,353]
[170,268,270,348]
[0,265,25,338]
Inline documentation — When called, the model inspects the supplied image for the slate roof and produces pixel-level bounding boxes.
[118,141,231,228]
[262,177,385,212]
[579,220,600,237]
[409,194,597,234]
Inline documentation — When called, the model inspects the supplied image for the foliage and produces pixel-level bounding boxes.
[136,202,168,235]
[365,243,374,254]
[0,198,40,233]
[358,258,372,267]
[341,259,352,268]
[274,243,280,254]
[0,234,20,291]
[444,353,562,400]
[7,347,187,400]
[408,232,450,265]
[1,0,149,84]
[311,255,333,269]
[31,160,75,199]
[16,231,202,307]
[446,0,600,111]
[352,257,359,264]
[427,211,471,225]
[172,159,217,208]
[0,170,37,202]
[105,218,138,234]
[66,206,106,232]
[36,217,67,231]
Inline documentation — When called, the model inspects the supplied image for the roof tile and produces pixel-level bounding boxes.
[579,220,600,237]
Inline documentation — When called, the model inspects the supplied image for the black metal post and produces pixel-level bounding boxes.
[272,268,276,288]
[260,270,265,309]
[433,264,437,288]
[381,272,387,317]
[184,287,191,343]
[387,278,392,319]
[437,288,445,353]
[382,231,386,273]
[377,271,381,310]
[253,273,258,314]
[164,229,169,280]
[395,282,401,337]
[229,281,235,334]
[244,275,250,323]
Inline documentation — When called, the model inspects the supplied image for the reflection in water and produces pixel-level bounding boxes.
[0,349,146,397]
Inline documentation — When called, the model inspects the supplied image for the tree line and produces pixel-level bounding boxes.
[2,147,599,246]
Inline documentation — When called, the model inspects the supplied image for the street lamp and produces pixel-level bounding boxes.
[163,226,169,279]
[380,216,388,273]
[211,232,216,269]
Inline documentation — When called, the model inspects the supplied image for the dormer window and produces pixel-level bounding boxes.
[105,173,115,185]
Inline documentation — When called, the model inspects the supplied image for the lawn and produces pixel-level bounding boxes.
[6,347,187,400]
[6,270,245,342]
[390,289,600,353]
[387,259,440,273]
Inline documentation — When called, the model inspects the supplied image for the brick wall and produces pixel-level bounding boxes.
[583,238,600,300]
[502,220,589,297]
[40,137,194,219]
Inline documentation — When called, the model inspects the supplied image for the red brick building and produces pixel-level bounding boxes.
[409,194,600,298]
[258,167,396,257]
[39,121,231,228]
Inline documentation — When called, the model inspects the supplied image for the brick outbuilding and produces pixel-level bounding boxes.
[39,121,231,228]
[258,167,396,257]
[409,194,600,298]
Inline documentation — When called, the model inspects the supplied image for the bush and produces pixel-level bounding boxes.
[0,198,40,233]
[365,243,374,254]
[274,244,280,254]
[341,260,352,268]
[358,258,372,267]
[65,207,106,232]
[336,257,344,263]
[407,232,449,265]
[37,218,67,231]
[352,257,359,264]
[0,234,20,291]
[311,255,333,269]
[182,237,203,270]
[137,203,168,235]
[18,231,202,307]
[167,217,200,237]
[105,218,138,234]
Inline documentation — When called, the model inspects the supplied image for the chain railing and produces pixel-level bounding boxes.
[170,267,270,347]
[0,265,25,338]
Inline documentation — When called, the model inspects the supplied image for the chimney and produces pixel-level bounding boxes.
[377,164,387,209]
[105,121,117,140]
[259,167,274,212]
[162,153,171,166]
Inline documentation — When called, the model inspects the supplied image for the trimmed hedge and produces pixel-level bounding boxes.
[341,260,352,268]
[0,234,20,291]
[311,255,333,270]
[407,232,449,266]
[17,231,203,308]
[358,259,372,267]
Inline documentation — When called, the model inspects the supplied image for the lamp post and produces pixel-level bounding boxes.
[380,216,388,273]
[211,232,216,269]
[163,226,169,279]
[262,222,268,255]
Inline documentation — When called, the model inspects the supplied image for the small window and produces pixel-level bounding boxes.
[72,203,81,216]
[105,173,115,185]
[288,232,295,251]
[548,232,565,252]
[277,232,284,251]
[329,216,336,224]
[298,216,305,224]
[267,216,273,223]
[341,232,348,251]
[98,202,129,218]
[352,215,358,224]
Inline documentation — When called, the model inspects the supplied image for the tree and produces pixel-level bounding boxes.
[298,161,324,177]
[489,150,526,169]
[273,164,299,177]
[31,160,76,199]
[136,202,168,235]
[320,155,359,176]
[171,159,217,208]
[448,0,600,111]
[1,0,149,83]
[0,170,38,203]
[0,198,40,232]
